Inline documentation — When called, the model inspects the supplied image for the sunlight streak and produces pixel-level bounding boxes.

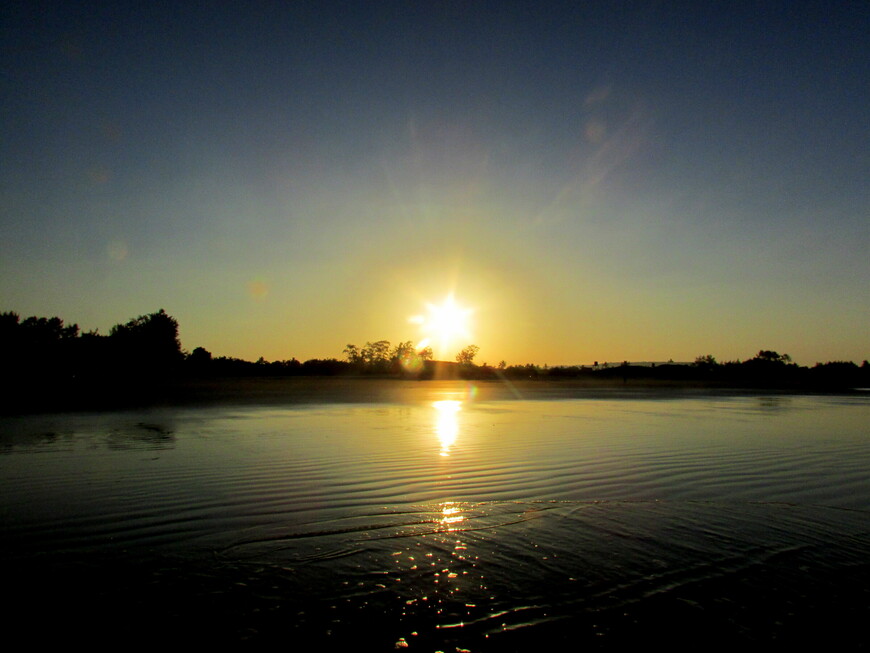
[433,400,461,456]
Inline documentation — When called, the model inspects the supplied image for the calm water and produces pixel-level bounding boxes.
[2,389,868,648]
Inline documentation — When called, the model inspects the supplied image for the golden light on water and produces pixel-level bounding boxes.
[433,399,461,456]
[439,502,465,530]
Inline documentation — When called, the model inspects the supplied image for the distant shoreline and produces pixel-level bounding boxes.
[3,376,866,416]
[169,376,870,406]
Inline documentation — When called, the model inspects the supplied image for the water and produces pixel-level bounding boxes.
[2,389,868,648]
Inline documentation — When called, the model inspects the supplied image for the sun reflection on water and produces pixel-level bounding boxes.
[389,501,480,647]
[433,400,461,456]
[439,502,466,530]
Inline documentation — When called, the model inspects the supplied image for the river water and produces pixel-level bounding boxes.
[2,388,868,649]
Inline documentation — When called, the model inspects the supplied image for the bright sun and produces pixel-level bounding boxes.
[410,294,473,360]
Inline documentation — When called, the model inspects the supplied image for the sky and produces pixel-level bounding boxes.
[2,1,867,366]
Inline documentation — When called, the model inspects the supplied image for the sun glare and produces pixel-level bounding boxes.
[433,400,461,456]
[411,294,473,360]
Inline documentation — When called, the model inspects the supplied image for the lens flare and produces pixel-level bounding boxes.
[399,351,424,374]
[247,280,270,300]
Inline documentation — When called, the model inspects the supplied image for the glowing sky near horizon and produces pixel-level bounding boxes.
[1,2,867,365]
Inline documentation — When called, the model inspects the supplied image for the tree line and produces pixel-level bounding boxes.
[2,308,867,413]
[1,309,183,381]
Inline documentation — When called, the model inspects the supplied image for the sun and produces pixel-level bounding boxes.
[410,294,473,360]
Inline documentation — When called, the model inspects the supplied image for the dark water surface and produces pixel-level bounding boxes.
[2,390,868,649]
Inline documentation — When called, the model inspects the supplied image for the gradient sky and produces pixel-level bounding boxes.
[2,1,867,365]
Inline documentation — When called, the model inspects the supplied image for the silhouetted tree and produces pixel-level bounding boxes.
[752,350,791,364]
[418,346,434,361]
[808,361,862,388]
[1,313,81,380]
[187,346,213,373]
[389,340,418,373]
[361,340,391,373]
[109,309,183,376]
[456,345,479,366]
[390,341,415,361]
[0,311,20,329]
[0,313,25,382]
[342,340,397,373]
[343,343,362,365]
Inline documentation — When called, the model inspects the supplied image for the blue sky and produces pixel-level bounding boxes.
[2,1,867,364]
